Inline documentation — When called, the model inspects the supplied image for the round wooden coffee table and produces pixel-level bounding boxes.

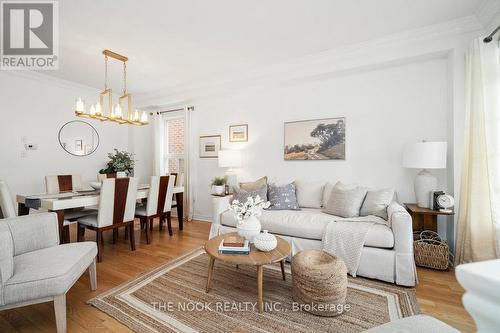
[205,232,291,312]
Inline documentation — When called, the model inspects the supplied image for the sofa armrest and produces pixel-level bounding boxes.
[212,196,232,225]
[388,202,413,254]
[5,212,59,256]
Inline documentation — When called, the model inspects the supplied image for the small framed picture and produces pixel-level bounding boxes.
[229,124,248,142]
[75,139,83,151]
[199,135,222,158]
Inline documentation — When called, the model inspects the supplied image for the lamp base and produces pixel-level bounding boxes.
[414,169,437,208]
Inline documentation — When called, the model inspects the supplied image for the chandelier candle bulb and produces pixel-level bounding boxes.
[75,98,85,113]
[95,103,102,115]
[89,104,96,116]
[140,111,148,123]
[114,104,122,119]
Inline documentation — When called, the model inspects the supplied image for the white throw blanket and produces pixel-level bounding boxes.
[322,216,387,276]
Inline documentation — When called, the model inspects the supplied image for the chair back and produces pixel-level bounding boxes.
[97,177,138,227]
[0,180,16,219]
[45,175,82,193]
[170,172,184,187]
[145,175,175,216]
[97,173,116,182]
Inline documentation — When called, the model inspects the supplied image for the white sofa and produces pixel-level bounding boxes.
[211,193,417,286]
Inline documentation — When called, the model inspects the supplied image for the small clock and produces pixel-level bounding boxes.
[437,194,454,213]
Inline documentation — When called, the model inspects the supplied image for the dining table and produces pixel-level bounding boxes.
[16,184,185,243]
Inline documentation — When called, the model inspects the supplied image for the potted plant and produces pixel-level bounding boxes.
[99,149,135,178]
[229,195,270,242]
[211,176,227,195]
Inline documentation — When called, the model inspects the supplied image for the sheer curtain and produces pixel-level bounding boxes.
[456,38,500,264]
[153,113,165,176]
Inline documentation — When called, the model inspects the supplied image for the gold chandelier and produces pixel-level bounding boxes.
[74,49,148,125]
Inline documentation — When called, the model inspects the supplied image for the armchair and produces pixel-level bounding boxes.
[0,213,97,333]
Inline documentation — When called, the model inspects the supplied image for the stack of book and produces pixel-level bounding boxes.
[218,235,250,255]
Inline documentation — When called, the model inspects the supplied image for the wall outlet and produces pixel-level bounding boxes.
[24,144,38,150]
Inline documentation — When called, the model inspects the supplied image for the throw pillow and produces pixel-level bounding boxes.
[239,176,268,191]
[322,185,367,218]
[360,188,395,220]
[322,181,356,207]
[232,185,267,203]
[295,180,325,208]
[267,183,300,210]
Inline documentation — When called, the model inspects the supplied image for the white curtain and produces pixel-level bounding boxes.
[456,38,500,264]
[153,113,165,176]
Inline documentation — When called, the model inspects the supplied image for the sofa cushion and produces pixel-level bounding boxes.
[232,185,267,203]
[295,180,325,209]
[0,223,14,287]
[267,183,300,210]
[3,242,97,305]
[220,209,394,248]
[322,181,357,207]
[360,188,395,220]
[323,185,367,218]
[239,176,267,191]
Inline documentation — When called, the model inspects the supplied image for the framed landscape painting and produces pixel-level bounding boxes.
[229,124,248,142]
[284,117,345,160]
[199,135,221,158]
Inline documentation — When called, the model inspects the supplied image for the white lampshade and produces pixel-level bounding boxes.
[218,150,242,168]
[403,141,447,169]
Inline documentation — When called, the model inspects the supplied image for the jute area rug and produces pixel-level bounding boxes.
[88,248,419,333]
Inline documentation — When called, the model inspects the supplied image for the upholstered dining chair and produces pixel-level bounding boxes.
[0,212,97,333]
[77,177,138,262]
[45,174,83,194]
[97,173,116,182]
[0,180,16,219]
[135,175,175,243]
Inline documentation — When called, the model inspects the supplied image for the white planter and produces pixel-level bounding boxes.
[254,230,277,252]
[236,215,261,242]
[212,185,225,195]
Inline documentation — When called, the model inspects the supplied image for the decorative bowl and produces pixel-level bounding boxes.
[254,230,277,252]
[89,181,101,190]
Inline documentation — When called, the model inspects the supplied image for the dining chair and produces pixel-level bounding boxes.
[170,172,183,208]
[0,180,16,219]
[76,177,138,262]
[97,173,116,182]
[134,175,175,244]
[45,175,83,193]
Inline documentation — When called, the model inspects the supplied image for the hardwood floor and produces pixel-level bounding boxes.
[0,218,475,332]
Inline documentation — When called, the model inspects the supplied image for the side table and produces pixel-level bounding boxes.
[405,203,454,232]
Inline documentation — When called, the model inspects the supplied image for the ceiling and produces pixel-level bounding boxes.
[45,0,486,95]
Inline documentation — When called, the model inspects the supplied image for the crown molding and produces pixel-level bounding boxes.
[136,15,482,106]
[2,70,100,93]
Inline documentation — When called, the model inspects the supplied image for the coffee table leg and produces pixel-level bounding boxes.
[280,260,286,281]
[206,256,215,293]
[257,265,263,313]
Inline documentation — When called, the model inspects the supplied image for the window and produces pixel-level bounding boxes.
[163,113,186,175]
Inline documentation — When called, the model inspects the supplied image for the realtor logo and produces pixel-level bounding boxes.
[1,1,58,70]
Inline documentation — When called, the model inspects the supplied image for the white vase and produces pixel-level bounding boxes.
[116,171,127,178]
[254,230,277,252]
[236,215,261,242]
[212,185,225,195]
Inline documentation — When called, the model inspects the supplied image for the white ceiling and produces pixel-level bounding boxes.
[45,0,486,95]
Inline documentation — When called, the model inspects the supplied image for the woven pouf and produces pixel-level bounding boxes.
[291,250,348,316]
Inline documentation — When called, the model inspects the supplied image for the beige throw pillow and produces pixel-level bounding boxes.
[239,176,267,191]
[295,180,325,208]
[322,185,368,218]
[360,188,395,220]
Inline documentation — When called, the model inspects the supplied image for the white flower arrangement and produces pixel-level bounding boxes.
[229,195,271,224]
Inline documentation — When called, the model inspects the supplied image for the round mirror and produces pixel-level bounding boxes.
[58,120,99,156]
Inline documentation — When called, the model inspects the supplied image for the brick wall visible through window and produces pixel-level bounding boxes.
[165,118,185,173]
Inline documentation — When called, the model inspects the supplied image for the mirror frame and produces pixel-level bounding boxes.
[58,120,100,157]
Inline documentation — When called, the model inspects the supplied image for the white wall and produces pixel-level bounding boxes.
[0,72,152,202]
[189,58,449,221]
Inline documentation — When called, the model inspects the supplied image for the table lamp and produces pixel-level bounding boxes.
[403,141,447,208]
[218,150,242,190]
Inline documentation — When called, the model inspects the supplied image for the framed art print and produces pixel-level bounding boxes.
[229,124,248,142]
[284,117,345,160]
[199,135,222,158]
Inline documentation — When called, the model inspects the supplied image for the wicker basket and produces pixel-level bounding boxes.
[413,231,450,270]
